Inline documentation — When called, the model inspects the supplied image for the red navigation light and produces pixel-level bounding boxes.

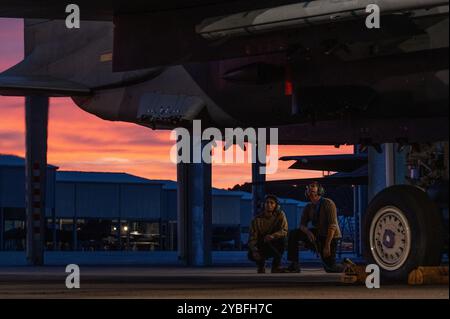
[285,66,293,96]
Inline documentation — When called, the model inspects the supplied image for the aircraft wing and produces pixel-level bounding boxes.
[0,75,91,96]
[0,0,219,20]
[196,0,449,40]
[114,0,448,70]
[1,0,448,71]
[0,0,304,20]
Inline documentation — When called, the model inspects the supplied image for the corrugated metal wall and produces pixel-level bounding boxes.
[55,182,162,220]
[161,188,177,221]
[0,167,305,228]
[120,184,161,220]
[76,183,120,219]
[55,183,75,218]
[282,203,302,230]
[0,166,55,210]
[212,195,241,225]
[239,198,252,228]
[0,167,26,208]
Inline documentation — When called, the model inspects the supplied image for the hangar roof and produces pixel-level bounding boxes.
[0,154,58,169]
[56,171,166,184]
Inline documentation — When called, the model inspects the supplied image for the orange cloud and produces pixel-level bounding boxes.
[0,95,353,188]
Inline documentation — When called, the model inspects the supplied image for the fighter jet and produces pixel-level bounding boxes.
[0,0,448,281]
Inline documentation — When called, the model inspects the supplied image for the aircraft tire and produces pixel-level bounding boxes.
[363,185,444,282]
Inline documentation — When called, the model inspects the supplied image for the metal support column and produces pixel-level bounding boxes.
[385,143,395,187]
[251,143,266,216]
[73,184,78,251]
[353,145,361,256]
[117,185,122,249]
[353,185,360,256]
[354,145,368,257]
[52,208,56,251]
[358,185,369,255]
[25,95,49,265]
[177,137,212,266]
[117,219,121,249]
[0,207,4,251]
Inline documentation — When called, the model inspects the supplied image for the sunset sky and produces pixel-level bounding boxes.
[0,18,352,189]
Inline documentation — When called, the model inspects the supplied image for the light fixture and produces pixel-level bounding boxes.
[123,226,129,232]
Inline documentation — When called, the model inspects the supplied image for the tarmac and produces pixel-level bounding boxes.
[0,266,447,299]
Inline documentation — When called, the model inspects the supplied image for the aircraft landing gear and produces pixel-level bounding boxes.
[363,185,444,282]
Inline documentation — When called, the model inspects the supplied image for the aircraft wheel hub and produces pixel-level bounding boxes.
[369,206,411,271]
